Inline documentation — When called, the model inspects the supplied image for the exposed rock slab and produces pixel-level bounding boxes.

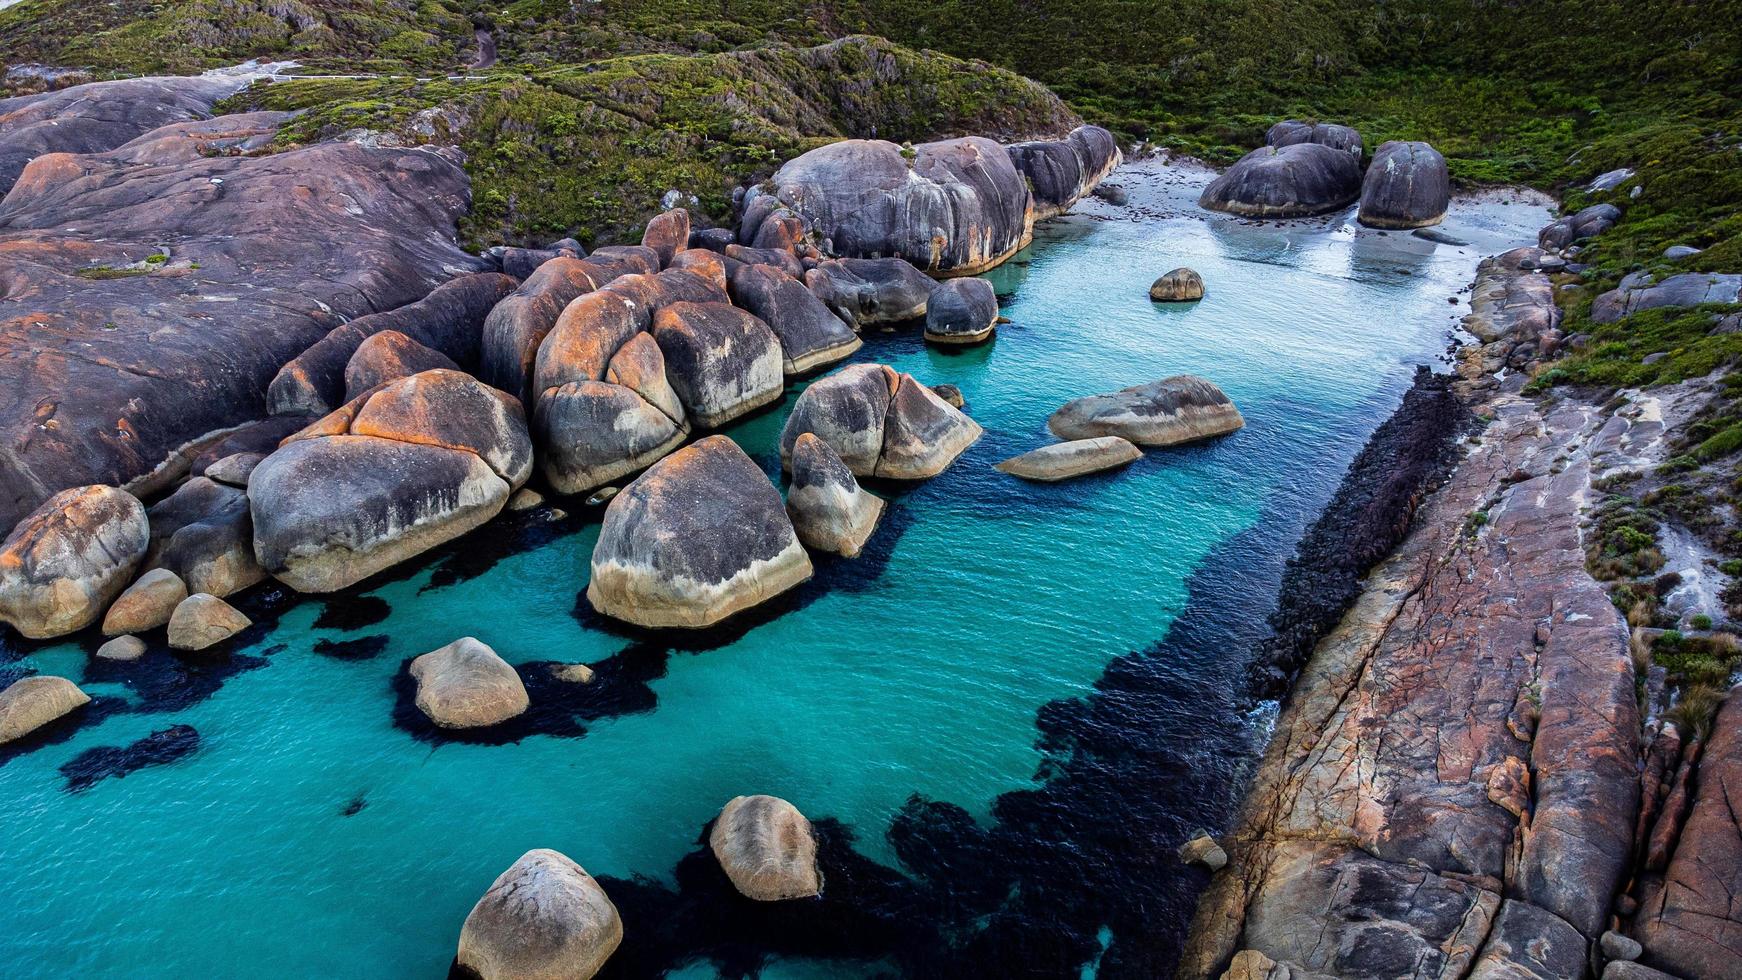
[0,485,148,638]
[1592,272,1742,324]
[650,301,785,427]
[994,436,1141,482]
[342,330,460,402]
[1462,248,1565,372]
[727,264,861,374]
[457,849,622,980]
[1049,376,1243,446]
[479,256,607,406]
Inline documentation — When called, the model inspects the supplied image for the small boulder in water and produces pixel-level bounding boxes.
[167,593,251,651]
[97,634,147,662]
[709,794,823,901]
[0,676,90,744]
[780,364,982,480]
[409,636,529,729]
[994,437,1142,482]
[1049,376,1244,446]
[1178,831,1229,871]
[1150,268,1204,302]
[931,384,965,409]
[924,277,999,344]
[101,567,188,635]
[457,848,622,980]
[786,433,885,558]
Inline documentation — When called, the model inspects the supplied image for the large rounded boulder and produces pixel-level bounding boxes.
[0,676,90,744]
[588,436,813,629]
[1358,140,1450,229]
[343,330,459,402]
[102,567,188,635]
[457,849,622,980]
[786,433,884,558]
[709,795,823,901]
[1199,143,1362,218]
[249,370,532,592]
[727,264,861,375]
[779,364,982,480]
[1006,125,1123,219]
[0,485,148,639]
[1150,267,1205,302]
[924,277,999,344]
[1049,375,1244,446]
[1266,120,1364,159]
[479,257,606,406]
[804,257,937,328]
[409,637,529,729]
[641,207,690,267]
[650,302,785,427]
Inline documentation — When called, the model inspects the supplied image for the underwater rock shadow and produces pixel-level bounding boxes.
[59,723,199,792]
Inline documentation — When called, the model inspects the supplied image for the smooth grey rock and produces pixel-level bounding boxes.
[931,384,965,409]
[1007,125,1122,219]
[1413,227,1471,246]
[1150,267,1204,302]
[727,264,861,374]
[726,243,805,279]
[779,364,981,479]
[1092,183,1129,205]
[1592,272,1742,323]
[924,277,999,344]
[457,849,622,980]
[409,637,528,729]
[1199,143,1362,218]
[101,567,188,635]
[0,676,89,744]
[0,485,149,639]
[342,329,459,402]
[96,634,147,661]
[166,592,250,650]
[1601,963,1678,980]
[877,373,985,479]
[1587,168,1635,192]
[651,302,785,427]
[787,432,884,558]
[588,436,812,628]
[709,795,822,901]
[1358,140,1450,229]
[1049,375,1244,446]
[1539,203,1620,250]
[147,477,263,598]
[994,437,1142,482]
[1266,120,1363,158]
[1664,245,1703,259]
[1600,930,1642,962]
[689,227,735,253]
[804,257,936,328]
[202,452,265,488]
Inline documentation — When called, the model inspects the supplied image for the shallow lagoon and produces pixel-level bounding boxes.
[0,161,1548,978]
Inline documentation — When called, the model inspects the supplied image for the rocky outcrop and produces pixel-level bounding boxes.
[409,637,529,729]
[166,592,251,651]
[249,370,532,592]
[779,364,983,480]
[483,238,584,279]
[1007,125,1123,219]
[342,330,460,402]
[0,675,89,744]
[101,567,188,635]
[1150,268,1205,302]
[709,795,823,901]
[924,277,999,344]
[1463,247,1566,371]
[994,436,1142,481]
[649,302,785,426]
[1266,120,1363,159]
[726,264,861,374]
[1539,203,1621,250]
[804,257,936,328]
[587,436,812,629]
[267,272,516,417]
[1357,140,1449,229]
[146,477,264,598]
[457,849,622,980]
[0,485,148,639]
[1199,144,1362,218]
[479,257,610,406]
[786,432,884,558]
[1048,376,1243,446]
[1592,272,1742,324]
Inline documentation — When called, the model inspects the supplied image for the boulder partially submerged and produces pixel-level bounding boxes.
[102,567,188,636]
[457,849,622,980]
[1358,141,1450,229]
[1266,120,1363,159]
[0,485,149,639]
[924,277,999,344]
[727,264,861,374]
[804,257,936,328]
[146,477,264,598]
[786,433,885,558]
[994,437,1143,481]
[588,436,812,629]
[1049,376,1243,446]
[709,794,823,901]
[409,637,529,729]
[1199,143,1362,218]
[0,676,90,744]
[780,364,983,480]
[1150,268,1205,302]
[166,592,251,651]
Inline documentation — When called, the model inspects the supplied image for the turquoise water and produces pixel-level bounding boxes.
[0,162,1547,978]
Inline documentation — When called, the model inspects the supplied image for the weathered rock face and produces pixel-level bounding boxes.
[267,272,518,417]
[750,136,1033,276]
[97,635,147,662]
[727,264,862,374]
[650,302,785,427]
[0,97,485,531]
[709,794,823,901]
[804,257,936,328]
[1048,376,1243,447]
[588,436,812,629]
[202,453,263,489]
[409,637,529,729]
[1265,120,1364,159]
[641,207,691,267]
[993,436,1142,482]
[457,849,622,980]
[0,676,90,744]
[924,277,999,344]
[1358,140,1450,229]
[726,243,806,279]
[146,477,264,598]
[1199,144,1362,218]
[780,363,983,480]
[1006,125,1123,219]
[166,592,251,651]
[1539,203,1621,250]
[479,257,606,407]
[250,371,531,592]
[101,567,188,636]
[668,248,729,293]
[750,208,805,251]
[1592,272,1742,324]
[343,330,460,402]
[1462,248,1565,371]
[483,237,584,280]
[0,485,148,639]
[786,432,884,558]
[1150,267,1205,302]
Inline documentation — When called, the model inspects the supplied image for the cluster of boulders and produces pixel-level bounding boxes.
[1200,120,1449,228]
[992,375,1243,483]
[455,793,820,979]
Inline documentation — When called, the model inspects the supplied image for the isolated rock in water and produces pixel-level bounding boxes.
[753,136,1033,275]
[1199,143,1362,218]
[1049,376,1244,446]
[1358,141,1450,229]
[994,437,1142,482]
[1150,268,1205,302]
[588,436,812,628]
[1266,120,1364,158]
[0,676,90,744]
[642,208,691,267]
[166,592,250,650]
[409,636,529,729]
[650,302,785,427]
[1592,272,1742,324]
[1007,125,1123,219]
[709,795,823,901]
[147,477,264,598]
[479,257,606,406]
[250,371,531,592]
[101,567,188,636]
[780,364,982,479]
[343,330,460,402]
[202,453,264,489]
[932,384,965,409]
[0,485,148,639]
[924,277,999,344]
[97,635,147,661]
[728,264,862,374]
[787,433,884,558]
[457,849,622,980]
[1178,832,1229,871]
[804,257,936,328]
[1539,203,1621,250]
[267,272,517,417]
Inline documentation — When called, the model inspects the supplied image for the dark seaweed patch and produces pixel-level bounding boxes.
[313,595,392,631]
[342,794,368,816]
[59,724,199,792]
[313,634,389,660]
[391,645,665,746]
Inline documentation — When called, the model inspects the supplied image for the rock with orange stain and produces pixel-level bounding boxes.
[478,256,605,406]
[0,485,148,638]
[727,264,861,375]
[780,363,981,480]
[343,330,459,402]
[641,208,690,267]
[650,302,784,427]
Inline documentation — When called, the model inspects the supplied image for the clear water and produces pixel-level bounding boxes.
[0,161,1547,978]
